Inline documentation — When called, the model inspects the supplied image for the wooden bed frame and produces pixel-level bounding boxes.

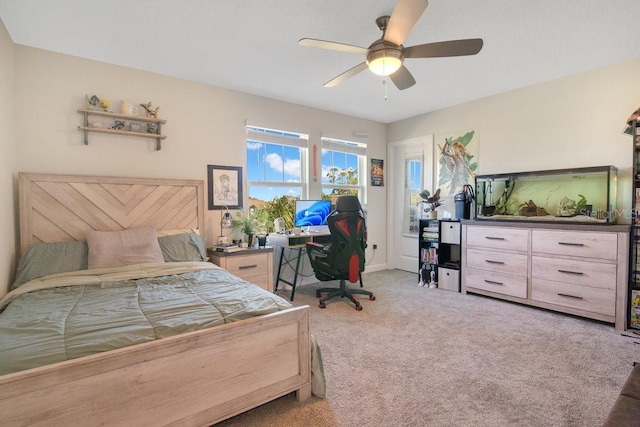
[1,173,312,426]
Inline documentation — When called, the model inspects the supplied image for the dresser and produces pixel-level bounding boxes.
[461,221,629,330]
[207,247,274,292]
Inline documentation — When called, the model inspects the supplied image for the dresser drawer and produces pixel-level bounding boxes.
[531,278,615,316]
[224,253,269,279]
[466,226,529,252]
[465,268,527,299]
[531,256,616,290]
[440,221,461,244]
[466,248,528,276]
[531,230,617,260]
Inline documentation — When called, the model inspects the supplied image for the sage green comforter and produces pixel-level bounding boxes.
[0,262,308,378]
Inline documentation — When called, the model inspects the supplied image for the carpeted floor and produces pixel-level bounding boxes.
[216,269,639,426]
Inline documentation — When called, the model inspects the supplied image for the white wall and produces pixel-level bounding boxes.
[388,58,640,221]
[0,19,16,297]
[8,45,387,294]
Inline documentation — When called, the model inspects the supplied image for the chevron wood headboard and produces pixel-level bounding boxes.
[18,173,205,257]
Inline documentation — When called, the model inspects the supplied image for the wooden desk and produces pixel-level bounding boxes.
[268,232,331,300]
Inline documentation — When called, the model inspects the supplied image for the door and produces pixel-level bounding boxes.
[387,136,434,272]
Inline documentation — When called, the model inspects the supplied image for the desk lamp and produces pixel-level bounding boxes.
[218,206,233,245]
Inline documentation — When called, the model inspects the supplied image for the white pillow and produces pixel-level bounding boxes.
[87,226,165,269]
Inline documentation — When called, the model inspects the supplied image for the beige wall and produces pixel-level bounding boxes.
[9,45,388,295]
[0,19,16,297]
[388,58,640,222]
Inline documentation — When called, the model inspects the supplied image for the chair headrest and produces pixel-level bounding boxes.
[335,195,362,213]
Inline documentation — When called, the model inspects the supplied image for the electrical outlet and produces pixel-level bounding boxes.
[372,244,378,250]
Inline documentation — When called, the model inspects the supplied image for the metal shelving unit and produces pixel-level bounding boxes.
[629,120,640,329]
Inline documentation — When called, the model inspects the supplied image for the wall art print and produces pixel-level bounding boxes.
[370,158,384,186]
[207,165,243,210]
[437,130,478,197]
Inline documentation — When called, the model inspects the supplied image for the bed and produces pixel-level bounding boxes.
[0,173,322,426]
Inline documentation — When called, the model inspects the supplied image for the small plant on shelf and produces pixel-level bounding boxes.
[418,188,442,212]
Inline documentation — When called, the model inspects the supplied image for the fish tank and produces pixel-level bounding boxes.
[475,165,618,225]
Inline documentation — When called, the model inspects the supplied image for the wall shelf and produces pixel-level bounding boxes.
[77,108,167,150]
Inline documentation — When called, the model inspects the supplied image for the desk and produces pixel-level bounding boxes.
[268,232,332,300]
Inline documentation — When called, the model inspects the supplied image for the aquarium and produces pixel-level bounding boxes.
[475,166,618,225]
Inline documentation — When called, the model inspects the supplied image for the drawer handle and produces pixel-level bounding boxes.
[239,264,258,270]
[557,293,583,300]
[484,279,504,286]
[558,242,584,247]
[557,269,584,275]
[485,260,505,265]
[485,236,505,240]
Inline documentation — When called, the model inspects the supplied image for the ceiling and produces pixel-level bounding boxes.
[1,0,639,123]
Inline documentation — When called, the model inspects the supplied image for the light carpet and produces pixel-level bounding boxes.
[216,269,639,426]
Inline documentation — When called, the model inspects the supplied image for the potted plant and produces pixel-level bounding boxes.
[232,207,270,246]
[418,189,442,219]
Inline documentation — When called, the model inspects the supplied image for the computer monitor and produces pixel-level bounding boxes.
[294,200,332,227]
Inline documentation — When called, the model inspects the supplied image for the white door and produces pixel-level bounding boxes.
[387,136,434,273]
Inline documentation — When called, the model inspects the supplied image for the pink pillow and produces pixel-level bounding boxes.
[87,226,165,269]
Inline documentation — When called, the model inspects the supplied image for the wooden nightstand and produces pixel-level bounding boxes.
[207,246,274,292]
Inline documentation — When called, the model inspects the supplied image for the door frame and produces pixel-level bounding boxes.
[387,135,434,272]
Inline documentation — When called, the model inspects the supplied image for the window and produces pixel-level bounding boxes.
[406,157,424,234]
[320,137,367,203]
[246,126,308,204]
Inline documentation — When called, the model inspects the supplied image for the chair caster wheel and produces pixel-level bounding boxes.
[319,301,326,309]
[369,296,376,301]
[355,304,363,311]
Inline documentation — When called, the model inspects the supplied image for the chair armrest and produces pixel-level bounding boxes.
[307,241,331,253]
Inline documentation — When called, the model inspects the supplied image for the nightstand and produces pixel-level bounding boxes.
[206,246,274,292]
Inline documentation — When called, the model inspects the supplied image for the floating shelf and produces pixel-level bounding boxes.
[77,107,167,151]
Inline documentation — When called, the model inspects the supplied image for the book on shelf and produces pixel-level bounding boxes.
[211,245,245,253]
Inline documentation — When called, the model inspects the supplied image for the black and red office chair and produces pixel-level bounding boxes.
[306,195,375,311]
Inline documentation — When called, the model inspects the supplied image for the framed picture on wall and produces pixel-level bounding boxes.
[207,165,243,210]
[371,158,384,186]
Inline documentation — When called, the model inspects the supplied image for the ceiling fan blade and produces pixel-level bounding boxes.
[404,38,484,58]
[324,62,369,88]
[390,64,416,90]
[299,38,368,55]
[384,0,429,46]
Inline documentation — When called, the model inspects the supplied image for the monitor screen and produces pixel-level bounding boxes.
[294,200,332,227]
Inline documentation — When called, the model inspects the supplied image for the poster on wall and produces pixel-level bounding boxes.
[437,130,478,197]
[371,158,384,186]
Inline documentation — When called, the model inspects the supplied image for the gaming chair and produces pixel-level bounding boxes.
[306,195,375,311]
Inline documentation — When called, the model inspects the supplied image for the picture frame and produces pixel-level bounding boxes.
[370,158,384,186]
[207,165,243,210]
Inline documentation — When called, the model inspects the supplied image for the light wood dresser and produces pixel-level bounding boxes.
[461,221,629,330]
[207,246,274,292]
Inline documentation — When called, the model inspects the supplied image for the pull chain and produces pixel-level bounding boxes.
[382,79,388,101]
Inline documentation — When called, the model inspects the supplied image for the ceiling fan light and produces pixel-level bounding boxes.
[367,49,402,76]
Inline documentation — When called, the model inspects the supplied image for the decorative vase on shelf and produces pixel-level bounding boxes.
[428,210,438,219]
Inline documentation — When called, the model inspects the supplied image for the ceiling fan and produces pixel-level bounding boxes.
[299,0,483,90]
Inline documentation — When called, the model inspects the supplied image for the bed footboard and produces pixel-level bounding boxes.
[0,305,311,426]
